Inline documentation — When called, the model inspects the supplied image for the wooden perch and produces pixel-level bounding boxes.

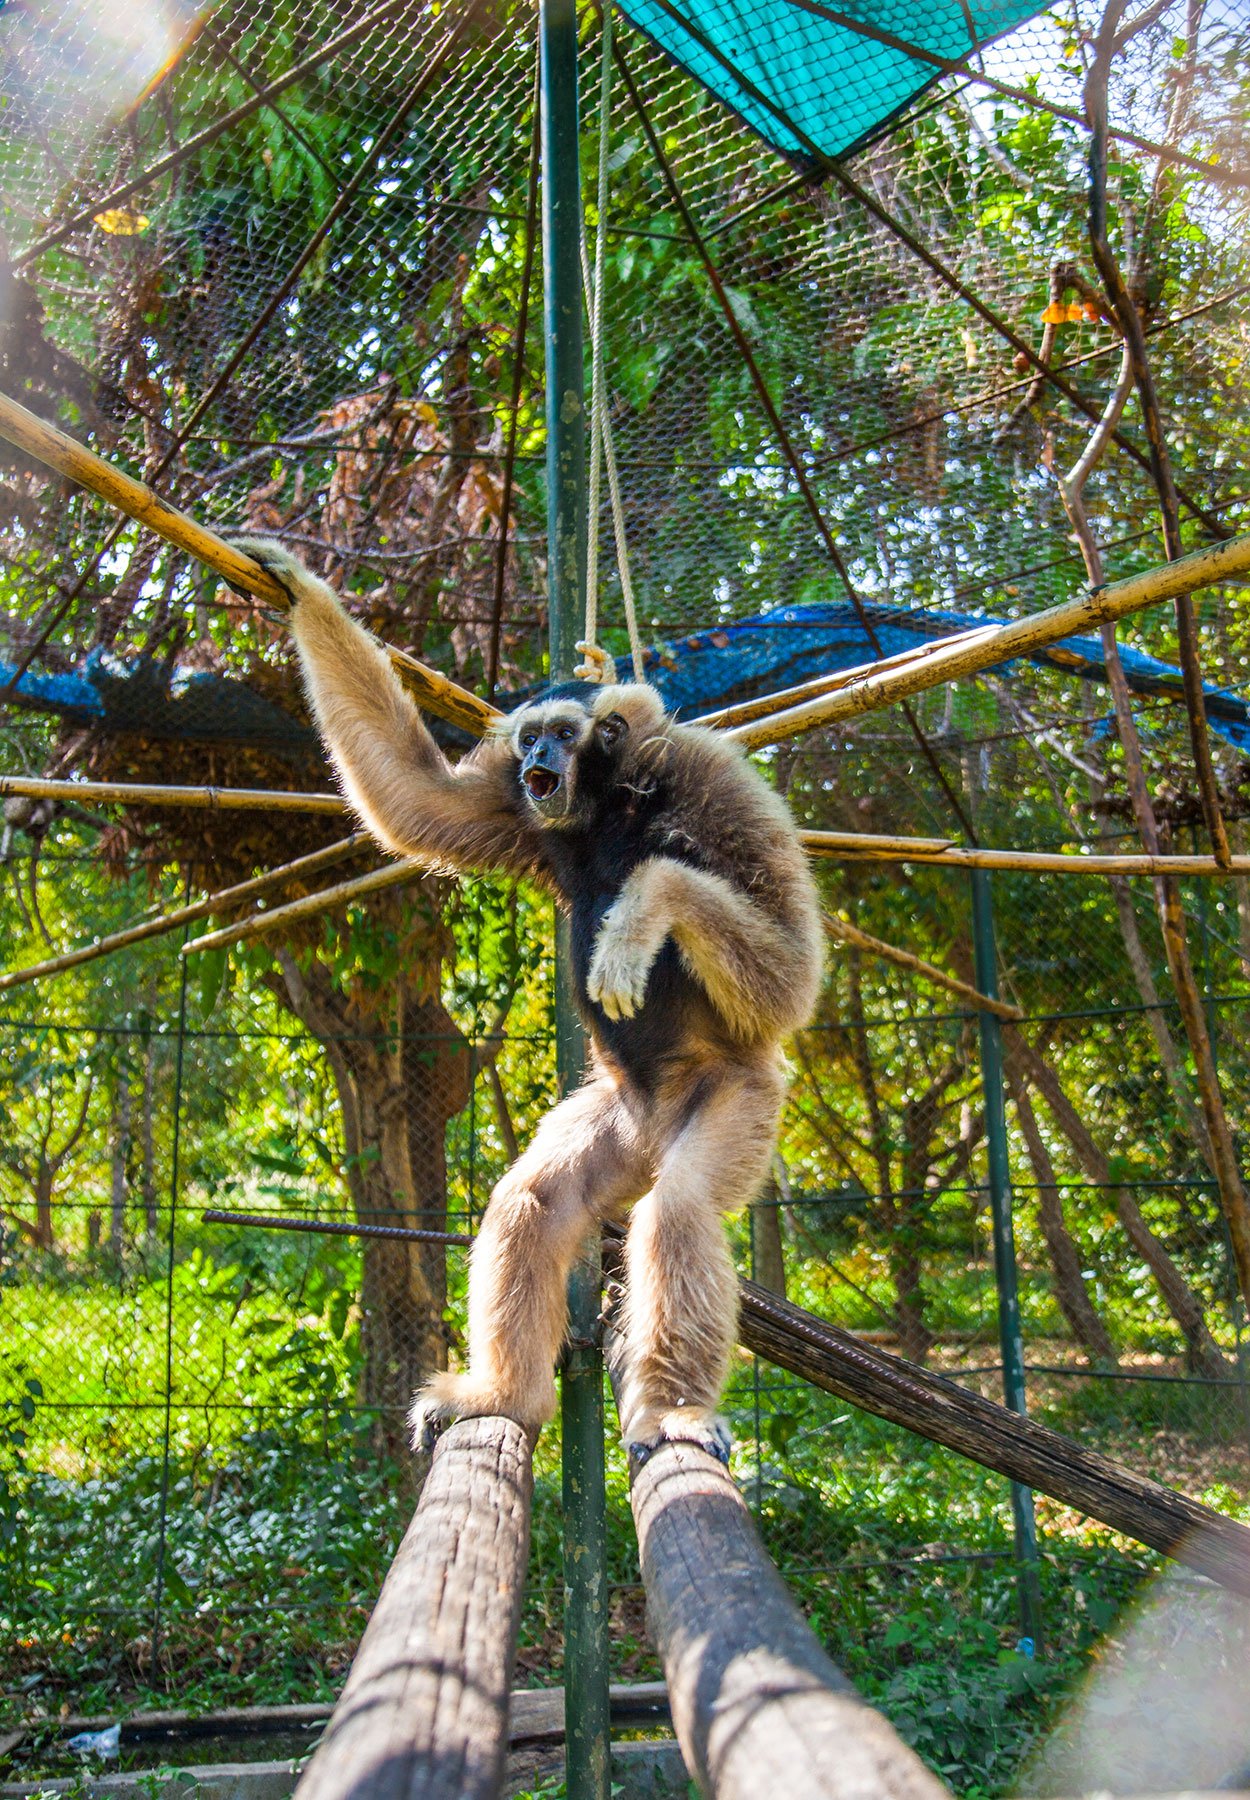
[736,1276,1250,1597]
[625,1431,951,1800]
[294,1416,534,1800]
[728,528,1250,748]
[0,834,366,991]
[0,390,500,740]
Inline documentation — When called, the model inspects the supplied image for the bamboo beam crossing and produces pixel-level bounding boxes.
[181,860,419,954]
[0,835,366,992]
[0,774,346,813]
[727,529,1250,748]
[801,831,1250,875]
[823,912,1023,1021]
[0,391,500,739]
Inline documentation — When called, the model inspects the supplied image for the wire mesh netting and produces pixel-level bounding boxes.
[2,0,1250,1791]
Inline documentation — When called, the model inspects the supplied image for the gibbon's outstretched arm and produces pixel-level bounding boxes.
[587,854,822,1042]
[232,539,538,878]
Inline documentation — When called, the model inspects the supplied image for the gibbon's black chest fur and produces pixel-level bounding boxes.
[537,757,717,1092]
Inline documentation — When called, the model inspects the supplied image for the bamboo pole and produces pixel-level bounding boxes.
[11,772,1250,878]
[0,391,501,739]
[696,624,998,731]
[0,834,366,992]
[803,832,1250,876]
[728,529,1250,749]
[181,859,419,954]
[822,912,1023,1021]
[0,774,346,813]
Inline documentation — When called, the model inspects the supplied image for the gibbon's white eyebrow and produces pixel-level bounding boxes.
[515,707,591,735]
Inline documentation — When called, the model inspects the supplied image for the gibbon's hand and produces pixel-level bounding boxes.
[226,535,308,610]
[586,902,669,1021]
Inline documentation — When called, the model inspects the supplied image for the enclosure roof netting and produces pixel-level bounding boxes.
[614,0,1049,162]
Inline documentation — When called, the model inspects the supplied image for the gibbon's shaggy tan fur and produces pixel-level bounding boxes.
[234,537,824,1459]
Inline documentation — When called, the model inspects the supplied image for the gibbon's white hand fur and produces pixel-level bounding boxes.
[235,538,824,1461]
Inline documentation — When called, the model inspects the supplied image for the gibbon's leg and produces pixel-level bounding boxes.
[612,1058,786,1461]
[411,1074,649,1447]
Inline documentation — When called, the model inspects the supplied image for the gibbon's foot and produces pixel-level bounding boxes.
[625,1407,732,1468]
[586,928,659,1022]
[408,1371,552,1452]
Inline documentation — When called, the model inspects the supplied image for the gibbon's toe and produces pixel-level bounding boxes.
[409,1371,554,1449]
[625,1408,733,1467]
[408,1383,456,1453]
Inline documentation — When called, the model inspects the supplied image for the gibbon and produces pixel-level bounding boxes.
[233,538,824,1460]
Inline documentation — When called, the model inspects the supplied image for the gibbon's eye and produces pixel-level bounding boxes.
[596,713,627,747]
[519,730,538,751]
[555,723,575,742]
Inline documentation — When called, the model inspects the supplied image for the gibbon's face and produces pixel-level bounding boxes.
[509,686,630,827]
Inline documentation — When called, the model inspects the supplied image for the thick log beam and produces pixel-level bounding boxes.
[294,1417,533,1800]
[738,1278,1250,1597]
[627,1433,950,1800]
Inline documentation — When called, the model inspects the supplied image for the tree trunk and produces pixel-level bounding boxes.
[141,1040,159,1239]
[274,953,472,1466]
[751,1183,786,1298]
[1103,868,1212,1162]
[1005,1066,1118,1367]
[1006,1032,1228,1377]
[110,1075,132,1256]
[34,1166,54,1250]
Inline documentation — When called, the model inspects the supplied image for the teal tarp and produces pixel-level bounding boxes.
[616,0,1046,162]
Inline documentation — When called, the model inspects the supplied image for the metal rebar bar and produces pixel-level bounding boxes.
[202,1208,473,1247]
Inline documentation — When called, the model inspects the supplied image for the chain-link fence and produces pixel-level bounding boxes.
[2,0,1249,1791]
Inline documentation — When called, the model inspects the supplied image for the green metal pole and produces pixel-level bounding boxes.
[541,4,611,1796]
[970,868,1044,1655]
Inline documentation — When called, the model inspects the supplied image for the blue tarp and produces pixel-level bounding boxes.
[0,649,319,757]
[6,601,1246,754]
[615,0,1048,163]
[632,600,1250,752]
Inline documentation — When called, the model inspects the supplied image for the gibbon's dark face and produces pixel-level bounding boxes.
[509,685,628,827]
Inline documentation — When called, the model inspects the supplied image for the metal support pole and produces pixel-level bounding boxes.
[970,869,1044,1655]
[541,4,611,1796]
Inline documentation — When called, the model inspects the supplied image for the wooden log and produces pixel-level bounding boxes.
[0,390,499,740]
[181,859,419,954]
[729,528,1250,748]
[0,834,366,991]
[626,1433,951,1800]
[294,1416,533,1800]
[737,1277,1250,1597]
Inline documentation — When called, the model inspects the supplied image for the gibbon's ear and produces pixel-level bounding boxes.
[595,711,628,749]
[590,682,668,740]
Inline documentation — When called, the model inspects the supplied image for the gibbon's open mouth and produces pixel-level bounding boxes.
[524,768,560,801]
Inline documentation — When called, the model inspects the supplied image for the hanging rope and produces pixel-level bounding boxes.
[576,2,647,685]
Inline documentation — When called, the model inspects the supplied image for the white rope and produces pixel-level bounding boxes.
[576,3,646,686]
